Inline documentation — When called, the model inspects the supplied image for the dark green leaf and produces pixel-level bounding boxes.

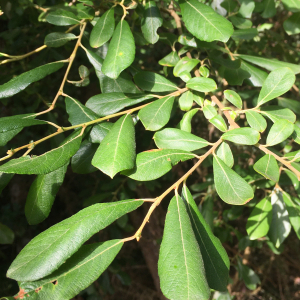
[261,0,276,18]
[186,77,217,92]
[44,32,77,47]
[229,16,252,29]
[266,119,294,146]
[0,223,14,244]
[0,172,14,195]
[222,128,260,145]
[253,154,279,182]
[232,28,258,40]
[159,51,180,67]
[46,10,80,26]
[237,257,260,290]
[174,57,199,77]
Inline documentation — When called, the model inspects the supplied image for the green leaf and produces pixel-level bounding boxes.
[179,91,194,111]
[134,71,177,92]
[284,150,300,162]
[282,192,300,239]
[222,128,260,145]
[278,97,300,115]
[292,125,300,144]
[216,142,234,168]
[122,149,195,181]
[257,68,295,106]
[213,155,254,205]
[240,60,268,87]
[260,105,296,123]
[86,92,154,117]
[46,9,81,26]
[179,108,198,132]
[159,51,180,67]
[154,128,210,151]
[266,119,294,146]
[0,132,82,175]
[236,54,300,74]
[223,66,251,86]
[0,223,14,244]
[141,1,163,44]
[174,57,199,77]
[203,104,218,119]
[44,32,77,47]
[246,197,272,240]
[102,20,135,79]
[282,0,300,12]
[224,90,242,109]
[221,0,238,12]
[182,185,230,291]
[179,0,234,42]
[7,199,143,281]
[138,96,175,131]
[19,240,123,300]
[231,28,258,40]
[209,115,228,132]
[89,8,115,48]
[0,61,65,99]
[261,0,276,18]
[158,193,210,300]
[268,189,291,247]
[238,0,255,18]
[284,12,300,35]
[245,111,267,132]
[0,172,14,195]
[186,77,217,92]
[253,154,279,182]
[229,16,252,29]
[25,164,68,225]
[237,257,260,290]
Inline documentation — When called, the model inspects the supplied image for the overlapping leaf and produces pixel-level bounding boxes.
[222,128,260,145]
[253,154,279,182]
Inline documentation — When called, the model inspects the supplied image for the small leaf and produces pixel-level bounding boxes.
[222,128,260,145]
[46,9,80,26]
[138,95,175,131]
[231,28,258,40]
[246,197,272,240]
[266,119,294,146]
[154,128,210,151]
[245,111,267,132]
[159,51,180,67]
[260,105,296,123]
[122,149,195,181]
[216,142,234,168]
[89,8,115,48]
[209,115,228,132]
[44,32,77,47]
[187,77,217,92]
[253,154,279,182]
[237,257,260,290]
[158,193,210,300]
[92,114,135,178]
[7,199,143,281]
[179,108,198,132]
[179,91,194,111]
[102,20,135,79]
[174,57,199,77]
[0,223,14,244]
[224,90,242,109]
[213,155,254,205]
[229,16,252,29]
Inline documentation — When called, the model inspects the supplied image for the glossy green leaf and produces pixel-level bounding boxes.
[86,92,153,117]
[245,111,267,132]
[240,60,268,87]
[266,119,294,146]
[284,12,300,35]
[158,193,210,300]
[179,91,194,111]
[199,66,209,78]
[134,71,177,92]
[278,97,300,115]
[187,77,217,92]
[25,164,68,225]
[154,128,210,151]
[179,108,198,132]
[0,172,14,194]
[92,114,135,178]
[253,154,279,182]
[7,199,143,281]
[237,257,260,290]
[141,1,162,44]
[260,106,296,123]
[216,142,234,168]
[102,20,135,79]
[46,9,80,26]
[203,104,218,119]
[246,197,272,240]
[159,51,180,67]
[174,57,199,77]
[209,115,228,132]
[229,16,252,29]
[44,32,77,47]
[257,68,295,106]
[238,0,255,18]
[138,95,175,131]
[182,185,230,291]
[222,128,260,145]
[0,61,65,99]
[282,0,300,12]
[179,0,234,42]
[18,240,123,300]
[224,90,242,109]
[0,223,14,244]
[213,155,254,205]
[261,0,276,18]
[122,149,195,181]
[89,8,115,48]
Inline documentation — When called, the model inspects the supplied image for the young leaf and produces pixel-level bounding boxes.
[19,240,123,300]
[44,32,77,47]
[186,77,217,93]
[266,119,294,146]
[102,20,135,79]
[179,91,194,111]
[209,115,228,132]
[237,257,260,290]
[257,68,295,106]
[89,8,115,48]
[260,105,296,123]
[182,185,230,291]
[141,1,163,44]
[138,95,175,131]
[7,199,143,281]
[245,111,267,132]
[25,164,68,225]
[0,173,14,195]
[154,128,210,151]
[246,197,272,240]
[213,155,254,205]
[179,108,198,132]
[216,142,234,168]
[134,71,177,92]
[122,149,195,181]
[179,0,233,42]
[158,193,210,300]
[46,9,80,26]
[224,90,242,109]
[92,114,135,178]
[222,128,260,145]
[0,61,65,99]
[253,154,279,182]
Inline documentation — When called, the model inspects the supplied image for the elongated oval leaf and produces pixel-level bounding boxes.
[182,185,230,291]
[224,90,242,109]
[209,115,228,132]
[158,193,210,300]
[19,240,123,300]
[102,20,135,79]
[92,114,135,178]
[253,154,279,182]
[186,77,217,92]
[260,105,296,123]
[179,108,198,132]
[44,32,77,47]
[122,149,195,181]
[245,111,267,132]
[0,61,65,99]
[46,9,80,26]
[159,51,180,67]
[179,0,233,42]
[222,127,260,145]
[7,199,143,281]
[213,155,254,205]
[266,119,294,146]
[179,91,194,111]
[216,141,234,168]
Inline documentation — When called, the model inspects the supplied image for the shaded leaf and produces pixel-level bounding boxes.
[0,172,14,195]
[46,9,80,26]
[284,12,300,35]
[237,257,260,290]
[0,223,14,244]
[159,51,180,67]
[44,32,77,47]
